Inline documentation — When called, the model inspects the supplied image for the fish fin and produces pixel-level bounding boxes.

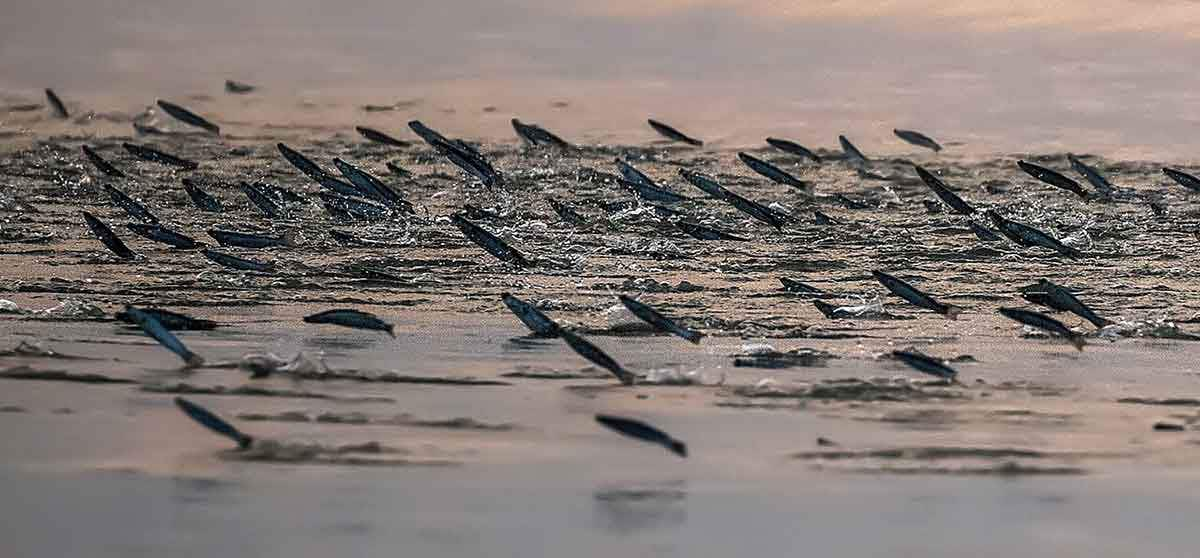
[668,439,688,458]
[943,305,963,320]
[282,228,299,247]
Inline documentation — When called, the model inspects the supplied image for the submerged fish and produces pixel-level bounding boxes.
[501,294,561,337]
[451,214,531,267]
[180,178,224,212]
[123,306,204,366]
[355,126,410,147]
[1017,160,1087,199]
[45,88,68,118]
[123,143,199,170]
[512,119,570,149]
[673,220,748,241]
[81,211,135,259]
[619,178,692,204]
[201,248,274,272]
[115,307,218,331]
[986,210,1082,259]
[872,270,962,319]
[766,137,822,162]
[156,99,220,134]
[102,184,159,224]
[1067,154,1114,194]
[1162,167,1200,192]
[618,295,703,344]
[81,145,125,177]
[547,198,587,227]
[838,135,868,167]
[914,165,974,215]
[208,228,297,249]
[559,329,635,385]
[647,119,703,147]
[304,308,395,337]
[224,80,255,94]
[174,397,253,449]
[678,169,728,199]
[780,277,822,294]
[998,307,1086,351]
[737,152,811,191]
[238,182,284,218]
[893,129,942,152]
[127,223,199,249]
[891,350,957,380]
[1020,279,1112,328]
[595,414,687,457]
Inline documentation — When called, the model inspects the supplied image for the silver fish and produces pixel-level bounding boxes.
[156,99,220,134]
[893,129,942,152]
[559,330,635,385]
[595,414,687,457]
[618,295,703,344]
[647,119,703,146]
[304,308,395,337]
[998,307,1085,351]
[124,306,204,366]
[872,270,962,319]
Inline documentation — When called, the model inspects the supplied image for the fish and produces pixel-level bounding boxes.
[317,193,390,222]
[208,228,297,249]
[451,213,532,267]
[890,350,957,380]
[998,307,1086,351]
[737,152,811,191]
[618,295,703,344]
[968,221,1002,242]
[201,248,274,272]
[180,178,224,212]
[156,99,220,134]
[647,118,703,146]
[547,198,587,227]
[913,165,974,215]
[765,137,822,162]
[127,223,199,249]
[618,178,692,204]
[81,145,125,177]
[122,143,199,170]
[81,211,135,259]
[102,184,159,224]
[872,270,962,319]
[408,120,454,148]
[276,143,329,182]
[224,80,255,94]
[680,169,784,230]
[812,300,853,319]
[114,307,218,331]
[838,135,868,167]
[303,308,395,337]
[512,119,571,149]
[595,414,687,457]
[780,277,822,294]
[501,294,561,337]
[1017,160,1087,198]
[122,306,204,366]
[1162,168,1200,192]
[678,169,728,199]
[44,88,68,118]
[812,210,838,226]
[174,397,253,449]
[238,182,284,218]
[332,158,414,213]
[985,210,1082,259]
[558,329,635,385]
[355,126,410,147]
[1067,154,1114,194]
[893,129,942,152]
[386,162,413,179]
[614,159,659,188]
[673,220,748,241]
[430,136,502,187]
[1020,279,1112,328]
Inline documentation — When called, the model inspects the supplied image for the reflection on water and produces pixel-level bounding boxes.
[593,480,687,534]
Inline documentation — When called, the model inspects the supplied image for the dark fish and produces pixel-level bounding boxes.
[501,294,561,337]
[512,119,570,149]
[127,223,199,249]
[386,162,413,178]
[81,211,135,259]
[174,397,253,449]
[780,277,822,294]
[102,184,158,224]
[765,137,822,162]
[1067,154,1114,194]
[678,169,728,199]
[208,228,297,249]
[201,248,274,272]
[998,307,1086,351]
[838,135,868,167]
[812,300,853,319]
[115,307,218,331]
[355,126,410,147]
[1017,160,1087,198]
[619,178,692,204]
[224,80,255,94]
[559,329,635,385]
[614,158,660,188]
[122,143,199,170]
[156,99,220,134]
[430,136,502,187]
[986,210,1082,259]
[44,88,68,118]
[680,169,784,230]
[238,182,284,218]
[914,165,974,215]
[891,350,957,380]
[304,308,395,337]
[547,198,587,226]
[618,295,703,344]
[812,210,838,226]
[276,143,328,182]
[81,145,125,177]
[1162,167,1200,192]
[893,129,942,152]
[595,414,687,457]
[180,178,224,212]
[451,213,531,267]
[673,220,748,241]
[872,270,962,319]
[737,152,811,191]
[1020,279,1112,328]
[647,119,703,146]
[332,158,414,212]
[968,221,1002,242]
[123,306,204,366]
[317,193,390,222]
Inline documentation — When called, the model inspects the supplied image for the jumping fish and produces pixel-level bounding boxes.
[115,307,218,330]
[673,220,748,241]
[45,88,68,118]
[1067,154,1114,194]
[893,129,942,152]
[619,178,692,204]
[1020,279,1112,328]
[276,143,328,182]
[1162,168,1200,192]
[81,145,125,177]
[123,143,199,170]
[678,169,728,199]
[813,210,838,226]
[224,80,255,94]
[679,169,784,230]
[737,152,811,191]
[123,306,204,366]
[968,221,1002,242]
[547,198,587,226]
[512,119,571,149]
[780,277,822,294]
[430,136,502,187]
[998,307,1086,351]
[618,295,703,344]
[317,193,390,222]
[914,165,974,215]
[872,270,962,319]
[332,158,414,212]
[595,414,687,457]
[102,184,159,224]
[180,178,224,212]
[355,126,410,147]
[127,223,199,249]
[207,228,297,249]
[156,99,220,134]
[451,214,532,267]
[174,397,253,449]
[986,210,1082,259]
[1017,160,1087,199]
[891,350,957,380]
[614,159,659,188]
[647,119,703,146]
[838,135,868,167]
[238,182,284,218]
[304,308,395,337]
[501,294,561,337]
[201,248,274,272]
[766,137,822,162]
[558,329,635,385]
[81,211,135,259]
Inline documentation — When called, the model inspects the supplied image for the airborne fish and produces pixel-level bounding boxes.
[180,178,224,212]
[1017,160,1087,199]
[115,307,218,331]
[618,295,703,344]
[174,397,253,449]
[201,248,274,272]
[1162,168,1200,192]
[332,158,413,212]
[430,136,502,187]
[81,145,125,177]
[123,306,204,366]
[127,224,199,249]
[766,137,822,162]
[647,119,703,147]
[838,135,868,168]
[595,414,687,457]
[355,126,410,147]
[1067,154,1115,194]
[558,329,635,385]
[614,159,659,188]
[451,214,531,267]
[998,307,1086,351]
[1020,279,1112,328]
[501,294,561,337]
[276,143,329,182]
[122,143,199,170]
[156,99,220,134]
[737,152,811,191]
[304,308,395,337]
[673,220,748,241]
[81,211,135,259]
[512,119,571,149]
[207,228,297,249]
[317,193,390,222]
[45,88,69,118]
[893,129,943,152]
[618,178,692,204]
[986,210,1082,259]
[872,270,962,319]
[238,182,285,218]
[224,80,255,94]
[890,350,957,380]
[102,184,159,224]
[914,165,974,215]
[680,169,784,230]
[678,169,728,199]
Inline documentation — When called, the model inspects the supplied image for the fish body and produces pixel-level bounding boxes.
[355,126,410,147]
[618,295,703,344]
[1067,154,1114,194]
[208,228,297,249]
[647,119,703,146]
[891,350,957,380]
[156,99,220,134]
[180,178,224,212]
[559,330,635,385]
[780,277,822,294]
[317,193,390,222]
[81,145,125,177]
[123,143,199,170]
[430,136,502,187]
[45,88,68,118]
[547,198,587,226]
[914,165,974,215]
[304,308,395,337]
[678,169,728,199]
[332,158,414,213]
[986,211,1082,258]
[673,220,748,241]
[614,159,659,188]
[1017,160,1087,198]
[501,294,561,337]
[680,169,783,230]
[81,211,135,259]
[968,221,1002,242]
[872,270,961,319]
[893,129,942,152]
[238,182,284,218]
[115,307,218,331]
[127,223,199,249]
[102,184,159,224]
[765,137,822,162]
[619,178,691,204]
[1020,279,1112,328]
[123,306,204,366]
[998,307,1086,350]
[276,143,328,182]
[595,414,687,457]
[174,397,253,449]
[512,119,570,149]
[838,135,868,167]
[737,152,811,191]
[451,214,531,267]
[225,80,255,94]
[812,211,838,226]
[201,248,274,272]
[813,300,853,318]
[1163,168,1200,192]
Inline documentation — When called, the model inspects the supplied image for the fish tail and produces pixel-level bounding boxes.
[668,439,688,458]
[943,305,963,320]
